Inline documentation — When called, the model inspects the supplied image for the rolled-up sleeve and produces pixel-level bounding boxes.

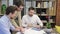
[10,22,15,31]
[11,19,19,28]
[36,16,43,27]
[22,16,27,27]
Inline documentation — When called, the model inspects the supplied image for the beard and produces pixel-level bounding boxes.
[29,14,33,17]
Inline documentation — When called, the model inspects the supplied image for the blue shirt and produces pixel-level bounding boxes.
[0,15,15,34]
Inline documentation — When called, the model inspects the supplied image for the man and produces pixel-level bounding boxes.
[11,0,24,28]
[0,6,24,34]
[22,7,43,29]
[11,0,24,34]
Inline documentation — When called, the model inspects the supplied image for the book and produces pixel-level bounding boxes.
[37,2,40,8]
[44,2,48,8]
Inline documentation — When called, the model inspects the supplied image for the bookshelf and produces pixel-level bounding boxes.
[35,0,56,28]
[35,0,56,24]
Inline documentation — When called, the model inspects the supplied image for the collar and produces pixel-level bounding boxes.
[4,15,11,22]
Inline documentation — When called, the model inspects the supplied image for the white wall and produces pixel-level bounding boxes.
[2,0,13,6]
[2,0,7,6]
[9,0,13,6]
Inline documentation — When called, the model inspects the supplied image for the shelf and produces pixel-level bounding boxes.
[37,14,40,16]
[50,22,55,23]
[42,20,55,23]
[41,14,48,16]
[37,14,56,16]
[49,15,56,16]
[36,0,49,2]
[37,14,48,16]
[42,20,47,23]
[0,14,3,15]
[35,7,48,9]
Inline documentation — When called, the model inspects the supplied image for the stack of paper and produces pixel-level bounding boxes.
[24,28,46,34]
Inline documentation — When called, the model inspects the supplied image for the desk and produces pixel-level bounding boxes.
[16,28,46,34]
[24,28,46,34]
[16,28,59,34]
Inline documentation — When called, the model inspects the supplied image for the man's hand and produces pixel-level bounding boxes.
[15,27,25,32]
[15,27,21,32]
[20,27,25,32]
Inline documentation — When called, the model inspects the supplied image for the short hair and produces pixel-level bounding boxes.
[14,0,24,7]
[28,7,35,11]
[6,6,17,15]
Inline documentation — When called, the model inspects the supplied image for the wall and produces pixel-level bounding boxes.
[56,0,60,26]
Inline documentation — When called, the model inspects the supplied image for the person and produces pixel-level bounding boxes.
[11,0,24,28]
[22,7,43,29]
[0,6,24,34]
[10,0,24,34]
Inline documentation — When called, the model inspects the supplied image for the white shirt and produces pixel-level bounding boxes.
[22,14,43,27]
